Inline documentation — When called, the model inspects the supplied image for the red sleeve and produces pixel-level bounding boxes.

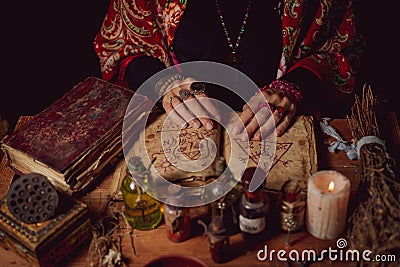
[93,0,179,85]
[280,0,364,96]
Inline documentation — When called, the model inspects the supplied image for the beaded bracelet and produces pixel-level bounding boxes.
[257,79,303,104]
[155,73,185,96]
[268,79,303,103]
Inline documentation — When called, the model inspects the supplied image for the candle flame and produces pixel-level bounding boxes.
[328,181,335,192]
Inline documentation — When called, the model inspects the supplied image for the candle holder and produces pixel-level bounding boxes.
[306,170,350,240]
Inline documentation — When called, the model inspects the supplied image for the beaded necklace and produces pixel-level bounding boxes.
[215,0,252,68]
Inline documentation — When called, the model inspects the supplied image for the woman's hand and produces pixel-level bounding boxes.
[161,77,221,130]
[232,87,297,140]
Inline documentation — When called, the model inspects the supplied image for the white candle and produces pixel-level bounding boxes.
[306,170,350,240]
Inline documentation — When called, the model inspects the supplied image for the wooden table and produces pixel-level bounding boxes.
[1,115,398,267]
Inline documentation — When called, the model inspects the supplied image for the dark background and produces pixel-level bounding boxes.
[0,1,109,130]
[0,1,398,131]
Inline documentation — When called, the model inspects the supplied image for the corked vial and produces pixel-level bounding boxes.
[238,167,269,241]
[278,179,305,232]
[208,215,230,263]
[164,185,191,242]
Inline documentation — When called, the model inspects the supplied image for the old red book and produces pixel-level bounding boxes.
[1,77,152,194]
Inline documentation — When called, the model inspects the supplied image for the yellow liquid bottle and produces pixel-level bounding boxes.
[121,157,163,230]
[121,156,162,230]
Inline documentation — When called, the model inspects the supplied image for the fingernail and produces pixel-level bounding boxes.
[206,122,213,130]
[193,121,200,128]
[276,129,281,136]
[232,126,239,135]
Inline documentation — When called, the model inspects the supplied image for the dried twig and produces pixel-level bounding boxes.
[347,84,380,141]
[87,193,136,267]
[347,84,400,266]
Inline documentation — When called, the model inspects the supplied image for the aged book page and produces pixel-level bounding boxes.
[133,113,318,192]
[132,113,222,181]
[223,114,318,191]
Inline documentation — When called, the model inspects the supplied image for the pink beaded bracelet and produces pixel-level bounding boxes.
[257,79,303,104]
[268,79,303,103]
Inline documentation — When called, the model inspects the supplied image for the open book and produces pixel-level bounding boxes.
[131,113,318,192]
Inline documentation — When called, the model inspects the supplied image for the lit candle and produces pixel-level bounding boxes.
[306,170,350,240]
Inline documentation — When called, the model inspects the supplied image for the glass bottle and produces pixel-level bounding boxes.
[238,167,269,242]
[216,185,242,235]
[278,179,305,233]
[121,157,162,230]
[164,185,191,242]
[208,215,230,263]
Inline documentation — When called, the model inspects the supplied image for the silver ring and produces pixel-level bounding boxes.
[178,89,192,100]
[189,82,206,95]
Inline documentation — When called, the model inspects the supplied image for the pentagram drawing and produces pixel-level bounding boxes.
[235,139,293,171]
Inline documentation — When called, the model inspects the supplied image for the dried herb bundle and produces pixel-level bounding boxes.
[347,84,400,266]
[87,194,136,267]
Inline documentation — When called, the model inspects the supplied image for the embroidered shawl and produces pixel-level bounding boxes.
[94,0,363,94]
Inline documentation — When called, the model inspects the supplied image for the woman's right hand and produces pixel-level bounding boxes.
[161,77,221,130]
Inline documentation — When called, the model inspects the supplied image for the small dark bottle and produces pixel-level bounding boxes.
[208,215,230,263]
[164,185,191,242]
[238,167,269,242]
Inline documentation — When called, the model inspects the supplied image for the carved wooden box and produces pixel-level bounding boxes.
[0,193,91,266]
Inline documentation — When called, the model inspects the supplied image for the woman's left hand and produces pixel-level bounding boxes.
[232,87,296,140]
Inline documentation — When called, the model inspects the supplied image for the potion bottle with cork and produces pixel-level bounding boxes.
[209,165,242,236]
[121,156,162,230]
[278,179,305,233]
[238,167,270,242]
[208,214,230,263]
[164,185,191,242]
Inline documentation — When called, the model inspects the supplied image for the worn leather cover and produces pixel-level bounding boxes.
[1,77,153,193]
[1,77,134,172]
[0,193,90,267]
